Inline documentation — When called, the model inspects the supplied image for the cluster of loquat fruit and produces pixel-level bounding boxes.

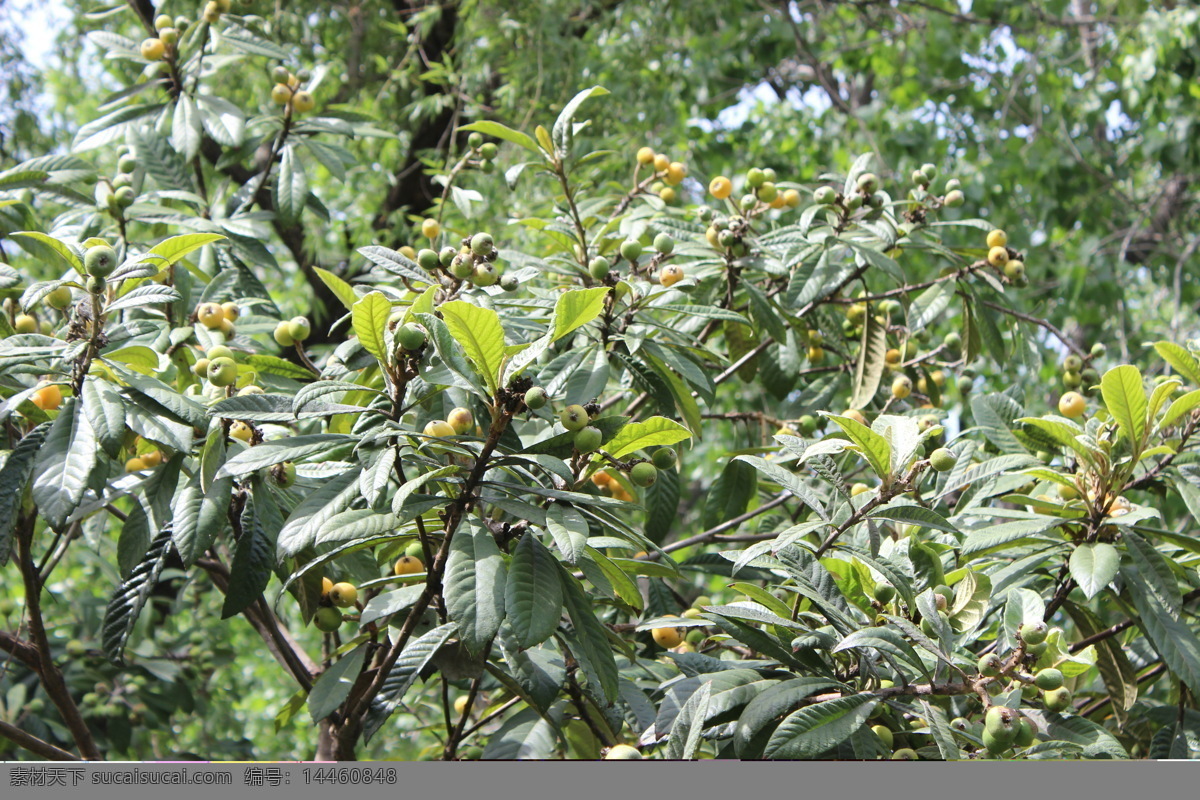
[589,231,681,289]
[634,147,688,204]
[269,67,315,115]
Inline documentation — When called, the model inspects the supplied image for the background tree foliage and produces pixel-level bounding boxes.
[0,0,1199,762]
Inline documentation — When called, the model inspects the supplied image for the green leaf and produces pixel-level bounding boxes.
[444,523,508,655]
[361,584,425,625]
[439,300,507,396]
[603,416,691,460]
[1064,602,1138,720]
[32,398,97,530]
[458,120,540,155]
[908,281,956,333]
[645,462,681,544]
[552,287,610,342]
[733,678,842,757]
[822,413,892,481]
[732,455,828,521]
[362,623,458,742]
[173,432,230,566]
[1068,542,1120,600]
[106,284,182,313]
[763,694,877,759]
[1017,416,1091,460]
[101,526,177,665]
[552,85,609,158]
[664,682,711,760]
[0,423,50,565]
[504,532,563,649]
[480,706,563,760]
[1123,534,1181,615]
[171,94,201,160]
[545,503,589,564]
[11,231,82,274]
[1155,341,1200,387]
[111,366,207,429]
[80,377,125,458]
[1128,572,1200,694]
[314,266,359,311]
[146,233,226,267]
[849,309,887,409]
[217,435,355,478]
[221,490,278,618]
[949,570,992,633]
[1042,713,1129,759]
[1100,365,1147,451]
[1160,388,1200,430]
[358,245,436,286]
[274,144,307,224]
[308,644,367,723]
[972,393,1029,455]
[351,291,391,363]
[276,470,360,556]
[868,501,958,533]
[701,459,757,529]
[559,563,620,703]
[834,627,929,678]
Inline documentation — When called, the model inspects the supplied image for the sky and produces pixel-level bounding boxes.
[15,0,69,69]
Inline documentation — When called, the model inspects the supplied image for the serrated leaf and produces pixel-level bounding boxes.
[440,300,506,396]
[274,144,307,224]
[314,266,359,311]
[603,416,691,460]
[701,458,757,530]
[31,398,97,530]
[1128,572,1200,694]
[81,377,126,458]
[908,281,955,333]
[10,231,82,273]
[665,682,711,760]
[171,94,201,161]
[552,287,609,342]
[0,423,49,565]
[101,526,176,664]
[733,678,842,758]
[1068,542,1120,600]
[1101,365,1147,452]
[849,310,887,409]
[221,491,278,618]
[867,502,957,533]
[545,503,588,563]
[217,435,355,479]
[363,623,458,742]
[822,413,891,481]
[1155,341,1200,387]
[308,645,367,723]
[458,120,540,154]
[444,523,508,654]
[358,245,436,286]
[351,291,391,363]
[763,694,877,759]
[559,564,619,702]
[504,533,563,648]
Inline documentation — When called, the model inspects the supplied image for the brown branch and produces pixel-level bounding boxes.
[0,718,82,761]
[1068,587,1200,654]
[661,491,795,554]
[15,512,101,760]
[979,299,1085,357]
[336,402,517,757]
[197,557,317,691]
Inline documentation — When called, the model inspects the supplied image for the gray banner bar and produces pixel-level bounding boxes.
[1,760,1193,800]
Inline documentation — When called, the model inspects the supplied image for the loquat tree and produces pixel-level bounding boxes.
[1,0,1199,763]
